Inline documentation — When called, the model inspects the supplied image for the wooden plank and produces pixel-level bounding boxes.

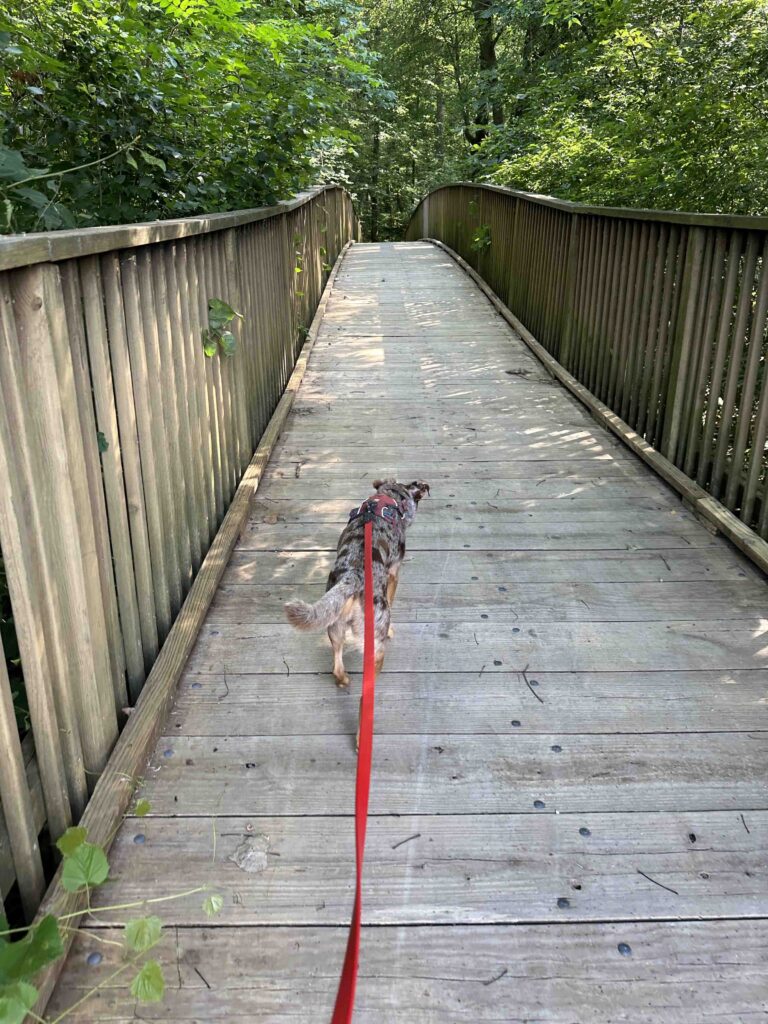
[224,546,753,585]
[248,494,677,520]
[236,518,716,552]
[137,731,768,816]
[86,810,768,925]
[208,579,764,624]
[185,620,768,675]
[172,669,768,736]
[48,920,768,1022]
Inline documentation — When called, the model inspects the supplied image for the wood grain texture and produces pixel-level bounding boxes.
[47,240,768,1023]
[49,922,768,1022]
[88,810,768,925]
[135,731,768,816]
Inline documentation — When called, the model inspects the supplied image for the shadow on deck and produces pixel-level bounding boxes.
[49,242,768,1022]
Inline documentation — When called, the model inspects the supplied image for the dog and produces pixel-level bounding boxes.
[284,479,430,690]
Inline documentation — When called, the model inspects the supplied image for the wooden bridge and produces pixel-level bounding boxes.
[1,187,767,1021]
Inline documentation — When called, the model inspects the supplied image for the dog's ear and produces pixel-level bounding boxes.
[372,478,395,491]
[407,480,430,502]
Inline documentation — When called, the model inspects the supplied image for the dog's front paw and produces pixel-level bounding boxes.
[334,672,350,688]
[388,625,395,638]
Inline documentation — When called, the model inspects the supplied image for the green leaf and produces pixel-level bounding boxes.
[60,842,109,892]
[124,916,162,954]
[202,329,218,358]
[138,150,167,172]
[0,981,38,1024]
[0,917,63,984]
[134,798,151,817]
[56,825,87,858]
[207,298,238,332]
[202,892,223,918]
[96,430,109,454]
[130,959,164,1003]
[217,330,236,357]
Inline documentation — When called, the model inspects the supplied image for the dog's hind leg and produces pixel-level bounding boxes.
[328,618,349,688]
[386,569,400,637]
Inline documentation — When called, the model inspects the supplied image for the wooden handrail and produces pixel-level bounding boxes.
[412,182,768,230]
[0,184,339,271]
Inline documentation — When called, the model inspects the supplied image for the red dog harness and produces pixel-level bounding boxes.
[348,493,402,523]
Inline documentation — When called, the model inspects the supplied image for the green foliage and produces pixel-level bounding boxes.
[470,223,491,251]
[60,842,110,893]
[55,826,88,858]
[202,892,224,918]
[0,981,38,1024]
[0,0,381,233]
[202,298,241,358]
[0,916,63,984]
[0,818,214,1022]
[124,917,162,954]
[129,959,164,1002]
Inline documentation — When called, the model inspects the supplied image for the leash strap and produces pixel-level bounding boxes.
[330,517,376,1024]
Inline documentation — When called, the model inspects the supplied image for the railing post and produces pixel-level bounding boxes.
[558,212,581,369]
[422,195,430,238]
[660,227,706,461]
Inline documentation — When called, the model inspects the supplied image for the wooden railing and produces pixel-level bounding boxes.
[407,184,768,559]
[0,185,358,919]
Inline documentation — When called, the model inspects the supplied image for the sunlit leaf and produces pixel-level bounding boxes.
[124,916,162,954]
[61,842,109,892]
[130,959,165,1003]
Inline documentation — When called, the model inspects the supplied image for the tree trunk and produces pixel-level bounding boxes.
[467,0,504,145]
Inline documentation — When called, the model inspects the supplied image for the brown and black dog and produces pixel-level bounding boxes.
[284,479,430,687]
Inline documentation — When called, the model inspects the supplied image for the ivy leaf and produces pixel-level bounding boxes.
[202,892,223,918]
[56,825,87,858]
[0,981,38,1024]
[61,842,109,892]
[130,959,165,1003]
[217,330,236,357]
[0,917,63,984]
[134,798,151,817]
[124,916,162,954]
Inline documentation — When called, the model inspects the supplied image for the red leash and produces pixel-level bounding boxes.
[330,518,377,1023]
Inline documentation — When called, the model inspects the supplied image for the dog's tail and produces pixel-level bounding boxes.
[284,575,357,630]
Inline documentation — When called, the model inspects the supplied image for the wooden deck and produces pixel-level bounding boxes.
[50,242,768,1021]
